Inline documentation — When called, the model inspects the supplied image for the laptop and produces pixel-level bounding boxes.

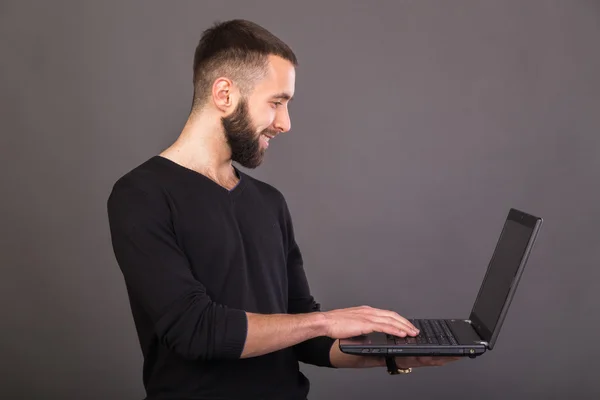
[339,208,543,358]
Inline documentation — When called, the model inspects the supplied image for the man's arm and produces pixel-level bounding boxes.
[108,181,248,361]
[240,312,327,358]
[280,194,338,367]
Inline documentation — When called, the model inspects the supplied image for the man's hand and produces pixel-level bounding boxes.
[395,356,462,369]
[321,305,419,339]
[241,305,416,359]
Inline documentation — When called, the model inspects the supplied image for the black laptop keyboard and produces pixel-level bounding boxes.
[387,319,459,346]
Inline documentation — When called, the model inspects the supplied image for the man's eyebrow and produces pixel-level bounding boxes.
[271,92,294,102]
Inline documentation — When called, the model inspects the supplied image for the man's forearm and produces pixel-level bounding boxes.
[240,312,327,358]
[329,339,387,368]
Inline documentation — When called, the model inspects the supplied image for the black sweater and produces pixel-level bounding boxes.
[107,156,336,400]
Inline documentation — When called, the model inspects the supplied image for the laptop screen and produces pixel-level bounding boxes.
[470,209,541,346]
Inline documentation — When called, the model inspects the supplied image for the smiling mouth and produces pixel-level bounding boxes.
[260,133,273,147]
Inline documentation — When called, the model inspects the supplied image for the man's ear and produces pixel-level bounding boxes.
[212,77,237,113]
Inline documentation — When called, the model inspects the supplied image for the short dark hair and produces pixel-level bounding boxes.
[191,19,298,112]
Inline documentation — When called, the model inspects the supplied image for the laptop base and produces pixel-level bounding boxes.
[339,319,488,358]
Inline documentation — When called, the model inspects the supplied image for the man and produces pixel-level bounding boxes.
[107,19,457,400]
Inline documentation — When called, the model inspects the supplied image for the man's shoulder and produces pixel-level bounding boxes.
[242,172,287,205]
[108,156,167,204]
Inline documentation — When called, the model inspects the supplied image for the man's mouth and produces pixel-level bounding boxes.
[260,133,273,147]
[261,132,277,147]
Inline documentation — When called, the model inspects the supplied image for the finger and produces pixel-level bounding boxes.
[374,310,419,334]
[370,316,416,336]
[417,357,442,367]
[397,357,435,368]
[433,356,461,362]
[421,357,437,366]
[355,307,419,334]
[370,313,419,335]
[445,357,462,363]
[431,356,459,366]
[395,357,417,369]
[382,316,418,335]
[377,322,408,337]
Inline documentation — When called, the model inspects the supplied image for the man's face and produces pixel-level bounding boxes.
[222,55,295,169]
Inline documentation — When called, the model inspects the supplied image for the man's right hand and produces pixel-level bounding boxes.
[321,305,419,339]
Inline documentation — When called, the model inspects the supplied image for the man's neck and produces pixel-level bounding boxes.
[159,115,239,190]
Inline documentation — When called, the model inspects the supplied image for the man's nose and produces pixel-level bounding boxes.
[273,109,291,133]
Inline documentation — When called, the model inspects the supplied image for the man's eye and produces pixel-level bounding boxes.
[272,101,283,108]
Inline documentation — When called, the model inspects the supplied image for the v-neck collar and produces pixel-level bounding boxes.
[153,155,247,197]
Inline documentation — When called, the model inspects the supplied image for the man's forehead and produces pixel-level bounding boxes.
[260,55,295,96]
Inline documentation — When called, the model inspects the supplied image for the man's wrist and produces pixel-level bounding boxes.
[370,356,388,368]
[385,357,412,375]
[308,311,329,337]
[360,355,389,368]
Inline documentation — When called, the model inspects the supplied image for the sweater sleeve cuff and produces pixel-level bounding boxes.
[294,335,338,368]
[220,309,248,359]
[313,336,338,368]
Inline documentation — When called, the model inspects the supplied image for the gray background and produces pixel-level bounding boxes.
[1,1,599,399]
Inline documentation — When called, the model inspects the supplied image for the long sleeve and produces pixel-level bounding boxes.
[280,196,337,368]
[107,178,248,361]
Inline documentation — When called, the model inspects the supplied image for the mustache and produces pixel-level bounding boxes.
[260,128,278,136]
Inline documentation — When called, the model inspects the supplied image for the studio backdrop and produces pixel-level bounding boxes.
[1,1,599,399]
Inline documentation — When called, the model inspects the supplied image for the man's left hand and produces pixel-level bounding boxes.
[395,356,462,369]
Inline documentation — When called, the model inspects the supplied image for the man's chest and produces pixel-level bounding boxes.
[169,191,289,310]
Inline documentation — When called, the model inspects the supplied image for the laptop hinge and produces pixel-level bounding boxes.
[464,320,489,347]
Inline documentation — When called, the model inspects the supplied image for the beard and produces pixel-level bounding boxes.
[222,97,273,169]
